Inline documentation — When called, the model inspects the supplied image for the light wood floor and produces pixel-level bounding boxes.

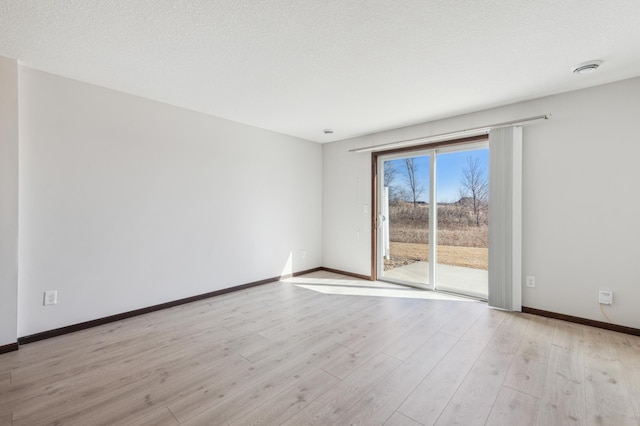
[1,271,639,425]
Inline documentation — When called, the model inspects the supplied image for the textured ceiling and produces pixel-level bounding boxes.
[2,1,640,142]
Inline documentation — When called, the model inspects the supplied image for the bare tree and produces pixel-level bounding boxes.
[404,158,424,207]
[459,156,488,226]
[384,162,396,187]
[384,162,402,203]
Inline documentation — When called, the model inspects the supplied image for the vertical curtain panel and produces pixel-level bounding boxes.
[488,126,522,311]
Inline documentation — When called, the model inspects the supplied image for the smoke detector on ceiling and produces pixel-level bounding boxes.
[572,60,603,74]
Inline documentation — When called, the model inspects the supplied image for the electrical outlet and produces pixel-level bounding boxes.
[44,290,57,306]
[301,250,307,259]
[599,290,613,305]
[526,276,536,288]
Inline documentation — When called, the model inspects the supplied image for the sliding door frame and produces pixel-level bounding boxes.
[370,134,488,281]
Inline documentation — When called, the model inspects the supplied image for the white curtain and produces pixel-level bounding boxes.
[488,126,522,311]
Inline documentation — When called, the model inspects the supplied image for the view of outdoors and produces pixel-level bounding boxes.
[380,148,489,297]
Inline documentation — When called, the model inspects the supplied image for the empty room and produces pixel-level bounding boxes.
[1,1,640,425]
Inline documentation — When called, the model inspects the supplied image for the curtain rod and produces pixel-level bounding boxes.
[349,114,551,153]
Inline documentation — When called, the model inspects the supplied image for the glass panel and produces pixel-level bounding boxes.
[435,148,489,299]
[380,155,430,288]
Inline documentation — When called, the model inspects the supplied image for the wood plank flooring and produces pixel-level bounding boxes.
[1,270,639,425]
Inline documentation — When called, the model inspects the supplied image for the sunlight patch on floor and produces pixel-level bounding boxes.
[282,276,479,302]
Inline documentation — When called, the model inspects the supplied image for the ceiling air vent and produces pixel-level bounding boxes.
[572,60,603,74]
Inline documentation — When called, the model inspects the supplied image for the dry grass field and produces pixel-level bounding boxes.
[386,202,488,270]
[387,241,488,270]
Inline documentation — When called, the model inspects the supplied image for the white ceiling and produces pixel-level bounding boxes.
[2,1,640,143]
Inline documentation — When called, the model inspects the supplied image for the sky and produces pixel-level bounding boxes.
[385,148,489,203]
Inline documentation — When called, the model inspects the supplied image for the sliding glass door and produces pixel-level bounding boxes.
[434,148,489,299]
[377,143,489,299]
[378,152,432,289]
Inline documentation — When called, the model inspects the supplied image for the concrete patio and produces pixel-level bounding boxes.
[382,261,488,300]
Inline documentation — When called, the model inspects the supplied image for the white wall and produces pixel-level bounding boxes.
[323,77,640,329]
[0,56,19,346]
[18,67,322,337]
